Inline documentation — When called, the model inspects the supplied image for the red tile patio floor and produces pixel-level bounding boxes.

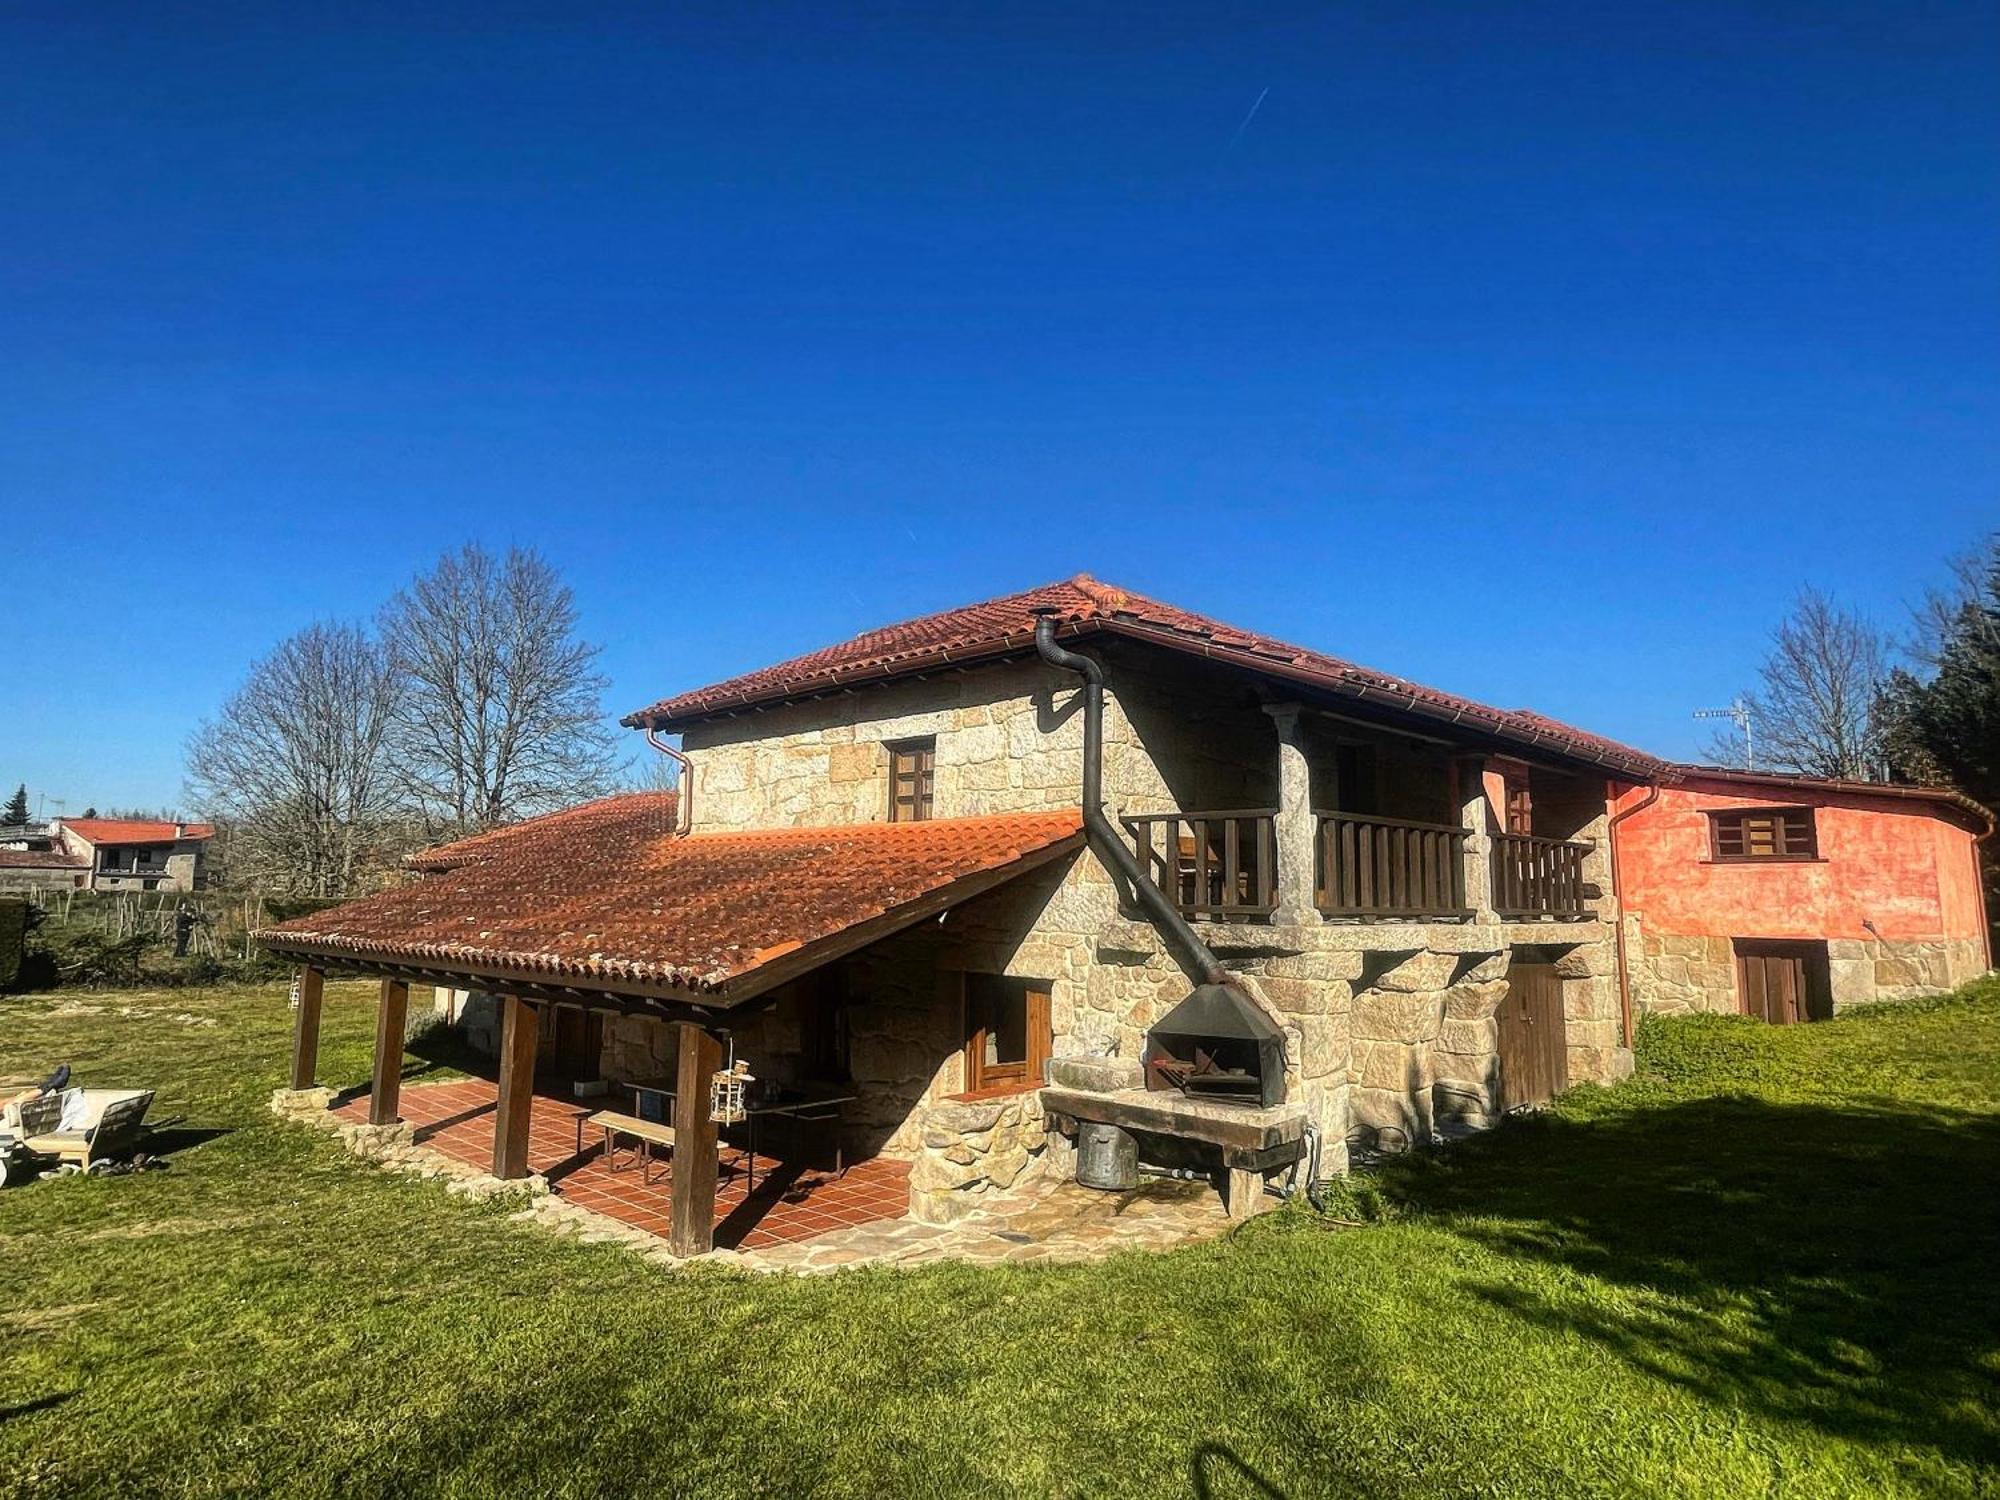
[333,1080,911,1251]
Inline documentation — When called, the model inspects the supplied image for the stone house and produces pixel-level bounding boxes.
[0,817,211,892]
[259,574,1991,1251]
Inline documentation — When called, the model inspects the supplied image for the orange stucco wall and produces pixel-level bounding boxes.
[1615,779,1989,950]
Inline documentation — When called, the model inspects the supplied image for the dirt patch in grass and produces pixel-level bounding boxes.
[77,1213,260,1243]
[0,1303,97,1336]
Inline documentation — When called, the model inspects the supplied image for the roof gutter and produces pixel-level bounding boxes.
[1033,610,1228,988]
[644,728,695,837]
[1605,781,1661,1051]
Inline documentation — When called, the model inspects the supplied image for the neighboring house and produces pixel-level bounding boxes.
[0,821,91,892]
[258,575,1993,1252]
[0,817,213,893]
[1614,769,1991,1022]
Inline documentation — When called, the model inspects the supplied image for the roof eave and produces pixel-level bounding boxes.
[628,615,1664,780]
[254,827,1087,1012]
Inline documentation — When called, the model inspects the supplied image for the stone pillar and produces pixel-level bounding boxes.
[1457,757,1500,924]
[1264,703,1320,926]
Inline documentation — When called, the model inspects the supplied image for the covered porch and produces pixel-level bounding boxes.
[256,803,1088,1257]
[328,1078,911,1251]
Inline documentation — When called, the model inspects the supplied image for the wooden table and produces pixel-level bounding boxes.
[627,1082,856,1192]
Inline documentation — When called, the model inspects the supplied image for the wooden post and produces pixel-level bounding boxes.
[289,965,324,1089]
[668,1021,723,1256]
[492,996,540,1179]
[368,978,410,1126]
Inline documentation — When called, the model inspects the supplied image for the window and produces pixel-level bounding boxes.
[887,737,935,822]
[961,974,1052,1094]
[1709,807,1817,861]
[1504,778,1533,836]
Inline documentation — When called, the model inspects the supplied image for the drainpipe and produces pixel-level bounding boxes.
[1605,781,1661,1049]
[643,728,695,838]
[1033,610,1228,987]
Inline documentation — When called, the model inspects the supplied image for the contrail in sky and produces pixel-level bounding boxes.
[1226,87,1270,151]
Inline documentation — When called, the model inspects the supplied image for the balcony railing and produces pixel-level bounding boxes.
[1121,809,1277,920]
[1491,832,1593,919]
[1316,811,1473,920]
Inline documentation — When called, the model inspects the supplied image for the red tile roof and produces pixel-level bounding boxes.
[257,794,1083,1001]
[0,849,89,870]
[61,818,213,846]
[624,574,1663,777]
[401,793,678,873]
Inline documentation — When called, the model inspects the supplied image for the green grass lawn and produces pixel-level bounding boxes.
[2,976,1997,1499]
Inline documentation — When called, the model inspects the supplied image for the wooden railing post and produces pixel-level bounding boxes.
[289,965,324,1090]
[1315,811,1475,920]
[492,996,539,1179]
[1490,833,1592,919]
[669,1021,723,1256]
[368,978,410,1126]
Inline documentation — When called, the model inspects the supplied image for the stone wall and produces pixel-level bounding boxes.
[1628,923,1989,1017]
[661,640,1636,1204]
[681,645,1291,833]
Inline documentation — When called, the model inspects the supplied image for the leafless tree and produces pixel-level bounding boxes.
[185,623,405,897]
[1907,545,2000,672]
[1704,588,1889,779]
[380,544,624,837]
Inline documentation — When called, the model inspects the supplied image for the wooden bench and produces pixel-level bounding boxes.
[579,1110,677,1184]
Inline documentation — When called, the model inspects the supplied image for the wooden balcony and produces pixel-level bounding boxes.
[1315,812,1472,921]
[1491,831,1593,920]
[1122,810,1277,920]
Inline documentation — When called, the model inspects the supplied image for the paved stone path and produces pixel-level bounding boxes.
[737,1176,1233,1272]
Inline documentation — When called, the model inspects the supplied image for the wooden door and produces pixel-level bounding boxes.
[1498,960,1568,1111]
[1736,942,1831,1025]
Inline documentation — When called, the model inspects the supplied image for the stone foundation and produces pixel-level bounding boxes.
[1629,924,1989,1017]
[907,1091,1051,1225]
[267,1087,551,1203]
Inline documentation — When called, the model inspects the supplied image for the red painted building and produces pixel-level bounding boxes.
[1614,768,1992,1021]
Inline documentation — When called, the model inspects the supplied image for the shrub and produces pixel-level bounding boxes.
[0,897,28,990]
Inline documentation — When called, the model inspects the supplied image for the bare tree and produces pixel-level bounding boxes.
[1706,589,1889,779]
[381,544,623,836]
[185,623,405,897]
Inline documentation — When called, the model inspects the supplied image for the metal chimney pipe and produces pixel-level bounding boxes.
[1033,609,1227,987]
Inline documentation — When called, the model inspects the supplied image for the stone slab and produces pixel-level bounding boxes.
[1040,1085,1305,1152]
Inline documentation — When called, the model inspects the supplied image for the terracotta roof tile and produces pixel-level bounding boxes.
[0,849,90,870]
[402,793,677,872]
[624,574,1661,777]
[258,794,1083,999]
[60,818,212,845]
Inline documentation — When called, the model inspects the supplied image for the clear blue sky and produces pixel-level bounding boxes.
[4,3,1995,814]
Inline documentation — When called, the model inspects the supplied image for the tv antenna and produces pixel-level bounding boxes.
[1693,699,1755,770]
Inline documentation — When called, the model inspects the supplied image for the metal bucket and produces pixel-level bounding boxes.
[1075,1121,1138,1190]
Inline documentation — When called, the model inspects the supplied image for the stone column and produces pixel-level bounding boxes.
[1457,757,1500,925]
[1264,703,1320,927]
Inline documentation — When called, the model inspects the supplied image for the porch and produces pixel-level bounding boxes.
[1123,809,1598,924]
[1119,704,1608,926]
[330,1079,911,1251]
